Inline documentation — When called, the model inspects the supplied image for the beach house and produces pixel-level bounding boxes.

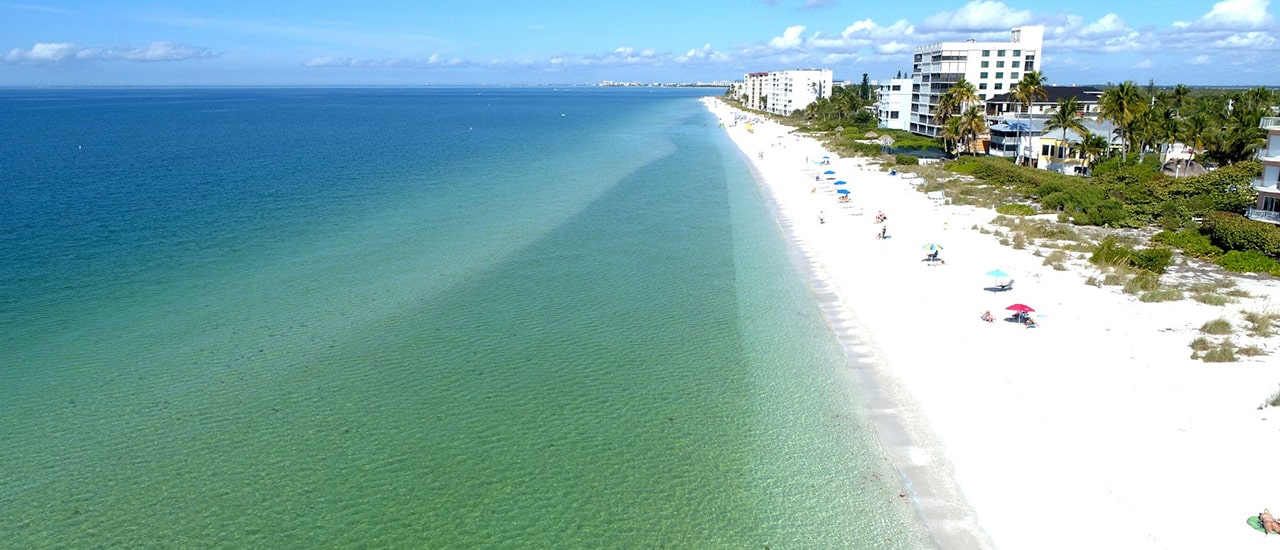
[1249,117,1280,225]
[907,26,1044,137]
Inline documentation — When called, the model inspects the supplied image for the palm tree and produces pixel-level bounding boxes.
[1010,71,1048,166]
[941,116,963,157]
[1079,133,1110,172]
[936,78,978,129]
[1042,96,1087,169]
[1097,81,1146,162]
[956,105,987,155]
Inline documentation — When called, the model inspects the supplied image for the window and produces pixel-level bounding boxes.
[979,82,987,90]
[995,83,1003,90]
[1012,60,1021,68]
[996,61,1005,68]
[979,94,987,100]
[1042,144,1051,156]
[890,111,899,119]
[980,71,988,79]
[1011,72,1019,79]
[1013,49,1021,56]
[982,50,990,56]
[997,49,1006,56]
[891,85,901,91]
[1026,61,1035,71]
[981,61,989,68]
[996,72,1004,79]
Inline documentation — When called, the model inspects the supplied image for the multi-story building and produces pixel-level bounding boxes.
[908,25,1044,137]
[736,69,832,115]
[765,68,833,116]
[876,78,913,132]
[740,72,770,111]
[1248,117,1280,225]
[984,86,1103,119]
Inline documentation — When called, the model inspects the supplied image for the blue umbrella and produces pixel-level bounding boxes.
[922,243,944,251]
[833,180,847,185]
[986,268,1009,278]
[823,170,836,175]
[836,189,850,195]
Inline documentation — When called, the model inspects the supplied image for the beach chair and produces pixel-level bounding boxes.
[996,279,1014,291]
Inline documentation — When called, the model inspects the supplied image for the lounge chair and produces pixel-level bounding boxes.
[996,279,1014,291]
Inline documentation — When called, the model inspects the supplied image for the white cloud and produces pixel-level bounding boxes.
[919,0,1032,32]
[769,25,806,49]
[3,41,218,64]
[1081,14,1128,36]
[303,54,465,68]
[1198,0,1273,29]
[1188,54,1211,64]
[1135,59,1154,68]
[675,44,728,63]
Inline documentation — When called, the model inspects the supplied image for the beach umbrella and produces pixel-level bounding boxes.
[921,243,944,251]
[836,189,850,195]
[823,170,836,175]
[986,268,1009,278]
[833,180,847,185]
[1006,304,1035,313]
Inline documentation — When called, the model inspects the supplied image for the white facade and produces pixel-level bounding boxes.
[1249,117,1280,225]
[908,25,1044,137]
[740,72,770,111]
[765,69,834,116]
[876,78,913,132]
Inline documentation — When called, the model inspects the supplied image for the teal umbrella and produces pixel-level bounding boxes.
[986,268,1009,278]
[921,243,944,251]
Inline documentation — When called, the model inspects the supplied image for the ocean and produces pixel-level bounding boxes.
[0,87,930,547]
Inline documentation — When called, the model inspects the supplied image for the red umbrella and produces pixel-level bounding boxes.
[1006,304,1035,313]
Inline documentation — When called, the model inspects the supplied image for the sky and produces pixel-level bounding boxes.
[2,0,1277,87]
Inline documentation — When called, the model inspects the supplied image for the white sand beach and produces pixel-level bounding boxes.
[704,97,1280,549]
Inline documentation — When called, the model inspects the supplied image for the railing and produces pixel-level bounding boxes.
[1246,208,1280,224]
[1253,178,1279,190]
[1257,148,1280,162]
[1260,117,1280,130]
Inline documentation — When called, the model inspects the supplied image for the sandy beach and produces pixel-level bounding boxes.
[705,97,1280,549]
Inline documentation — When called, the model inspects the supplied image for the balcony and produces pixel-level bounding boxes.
[1257,147,1280,163]
[1253,178,1280,190]
[1246,208,1280,225]
[1261,117,1280,130]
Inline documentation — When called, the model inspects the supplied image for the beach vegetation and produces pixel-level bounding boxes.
[1215,250,1280,276]
[1239,344,1267,357]
[1088,237,1173,274]
[1201,345,1238,362]
[996,203,1036,216]
[1191,293,1231,306]
[1189,337,1214,352]
[1152,229,1223,259]
[1200,211,1280,257]
[1123,271,1162,294]
[1266,387,1280,408]
[1085,275,1102,287]
[1043,250,1069,270]
[1200,318,1233,335]
[1244,311,1279,337]
[1141,289,1183,302]
[894,153,919,165]
[1102,273,1127,286]
[1012,234,1028,250]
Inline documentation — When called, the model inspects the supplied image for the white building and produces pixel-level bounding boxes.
[1249,117,1280,225]
[908,25,1044,137]
[876,78,913,132]
[765,68,834,116]
[740,72,770,111]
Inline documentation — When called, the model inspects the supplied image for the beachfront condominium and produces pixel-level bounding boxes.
[908,25,1044,137]
[739,69,834,116]
[876,78,913,132]
[1249,117,1280,225]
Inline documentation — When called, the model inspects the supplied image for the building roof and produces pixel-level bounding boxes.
[986,86,1104,105]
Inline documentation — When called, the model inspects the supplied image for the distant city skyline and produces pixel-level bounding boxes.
[3,0,1277,87]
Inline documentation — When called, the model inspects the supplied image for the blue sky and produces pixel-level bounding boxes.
[2,0,1277,86]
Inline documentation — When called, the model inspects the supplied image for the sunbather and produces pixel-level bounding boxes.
[980,311,994,323]
[1025,317,1038,328]
[1261,509,1280,535]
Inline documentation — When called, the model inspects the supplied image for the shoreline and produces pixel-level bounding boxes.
[704,97,1280,549]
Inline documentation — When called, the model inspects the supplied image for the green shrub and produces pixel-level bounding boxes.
[996,203,1036,216]
[1239,345,1267,357]
[1152,229,1223,258]
[1200,211,1280,256]
[1189,337,1214,351]
[1215,250,1280,276]
[1102,273,1126,286]
[1141,289,1183,302]
[1244,312,1279,337]
[1131,247,1174,274]
[894,153,919,165]
[1201,318,1233,335]
[1089,236,1133,268]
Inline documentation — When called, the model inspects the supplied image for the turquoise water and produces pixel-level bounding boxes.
[0,88,929,547]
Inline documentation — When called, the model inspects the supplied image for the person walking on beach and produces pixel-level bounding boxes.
[819,211,825,224]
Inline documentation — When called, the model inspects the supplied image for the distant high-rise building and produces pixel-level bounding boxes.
[739,69,834,116]
[908,26,1044,137]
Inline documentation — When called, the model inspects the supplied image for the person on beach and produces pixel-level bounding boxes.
[981,311,995,323]
[1260,509,1280,534]
[819,211,825,224]
[878,226,888,239]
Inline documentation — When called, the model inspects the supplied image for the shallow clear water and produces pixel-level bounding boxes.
[0,88,929,547]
